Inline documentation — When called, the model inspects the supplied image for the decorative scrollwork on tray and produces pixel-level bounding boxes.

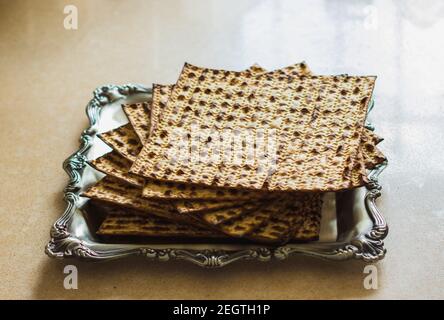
[140,248,272,268]
[45,85,151,261]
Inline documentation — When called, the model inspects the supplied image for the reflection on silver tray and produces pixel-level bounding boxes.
[45,84,388,268]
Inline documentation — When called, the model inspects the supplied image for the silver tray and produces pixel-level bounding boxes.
[45,84,388,268]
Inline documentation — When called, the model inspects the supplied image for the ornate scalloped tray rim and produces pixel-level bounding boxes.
[45,84,388,268]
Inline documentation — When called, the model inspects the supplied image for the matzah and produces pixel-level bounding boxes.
[125,63,381,195]
[89,151,144,187]
[198,201,264,225]
[149,84,174,137]
[214,193,321,242]
[247,193,322,243]
[291,210,322,241]
[361,130,386,168]
[97,205,225,238]
[98,123,142,162]
[81,176,205,227]
[122,101,152,143]
[96,202,321,242]
[81,175,173,215]
[90,147,268,200]
[138,63,316,190]
[147,64,271,137]
[81,175,262,230]
[120,71,383,188]
[130,63,376,191]
[215,201,283,238]
[89,146,268,200]
[174,199,252,214]
[82,61,384,245]
[142,178,266,200]
[101,66,292,200]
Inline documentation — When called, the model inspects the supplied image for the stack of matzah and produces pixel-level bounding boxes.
[81,62,386,244]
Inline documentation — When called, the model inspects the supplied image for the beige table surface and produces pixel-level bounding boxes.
[0,0,443,300]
